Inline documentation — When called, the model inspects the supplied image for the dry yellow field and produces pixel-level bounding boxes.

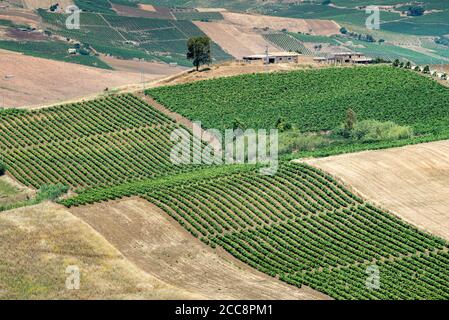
[70,198,330,300]
[0,202,202,299]
[302,140,449,241]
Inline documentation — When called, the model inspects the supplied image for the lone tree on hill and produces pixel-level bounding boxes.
[187,36,212,71]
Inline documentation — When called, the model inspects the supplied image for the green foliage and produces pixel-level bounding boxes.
[350,120,414,142]
[187,36,212,71]
[0,94,206,189]
[68,161,448,300]
[34,184,69,202]
[275,117,292,132]
[278,131,330,155]
[147,66,449,156]
[0,159,6,176]
[0,40,112,70]
[344,108,357,132]
[423,65,431,74]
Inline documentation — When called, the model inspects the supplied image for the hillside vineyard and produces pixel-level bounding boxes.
[2,92,448,300]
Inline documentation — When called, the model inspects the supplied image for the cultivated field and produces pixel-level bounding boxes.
[303,140,449,241]
[222,12,340,35]
[0,51,179,109]
[194,21,278,59]
[70,198,329,300]
[0,202,200,299]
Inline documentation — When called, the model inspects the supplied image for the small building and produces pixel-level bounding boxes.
[314,52,372,64]
[67,48,77,55]
[243,52,299,64]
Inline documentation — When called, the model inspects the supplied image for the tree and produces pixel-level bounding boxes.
[340,27,347,34]
[422,65,431,74]
[187,36,212,71]
[407,6,425,16]
[414,66,421,72]
[344,108,357,132]
[405,61,411,69]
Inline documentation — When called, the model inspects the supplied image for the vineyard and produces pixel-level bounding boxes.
[62,162,449,299]
[0,94,205,189]
[147,66,449,155]
[263,33,312,55]
[38,9,232,66]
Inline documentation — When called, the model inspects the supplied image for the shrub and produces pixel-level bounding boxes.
[279,131,329,154]
[0,159,6,175]
[351,120,413,142]
[35,184,69,202]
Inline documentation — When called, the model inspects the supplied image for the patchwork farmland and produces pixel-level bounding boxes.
[1,0,449,304]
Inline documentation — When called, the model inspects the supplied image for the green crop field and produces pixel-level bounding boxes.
[147,66,449,156]
[0,94,206,189]
[263,33,312,55]
[38,9,232,66]
[61,162,449,299]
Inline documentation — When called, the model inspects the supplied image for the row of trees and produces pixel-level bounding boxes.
[393,59,447,79]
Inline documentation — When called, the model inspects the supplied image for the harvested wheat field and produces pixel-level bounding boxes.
[302,140,449,241]
[0,202,201,299]
[70,198,330,300]
[194,21,278,59]
[222,12,340,35]
[0,51,178,109]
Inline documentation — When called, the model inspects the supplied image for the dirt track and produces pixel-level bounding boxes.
[70,198,330,300]
[0,202,201,299]
[302,140,449,241]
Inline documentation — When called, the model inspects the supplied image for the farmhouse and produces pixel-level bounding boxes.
[243,52,299,64]
[314,52,372,64]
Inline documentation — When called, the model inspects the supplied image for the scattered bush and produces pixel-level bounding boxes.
[350,120,413,142]
[279,131,329,154]
[0,159,6,175]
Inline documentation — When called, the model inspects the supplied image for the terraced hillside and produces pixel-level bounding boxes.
[1,90,448,299]
[62,162,449,299]
[0,94,205,189]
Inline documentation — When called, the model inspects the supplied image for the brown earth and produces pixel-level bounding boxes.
[301,140,449,241]
[6,28,46,40]
[0,50,184,109]
[112,4,173,20]
[22,0,73,10]
[194,21,280,59]
[0,202,202,299]
[70,198,330,300]
[222,11,340,35]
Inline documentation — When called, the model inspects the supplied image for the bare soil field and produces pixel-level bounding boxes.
[222,12,340,35]
[152,59,319,87]
[22,0,73,10]
[112,4,173,19]
[70,198,330,300]
[302,140,449,241]
[194,21,279,58]
[0,51,181,109]
[0,202,201,299]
